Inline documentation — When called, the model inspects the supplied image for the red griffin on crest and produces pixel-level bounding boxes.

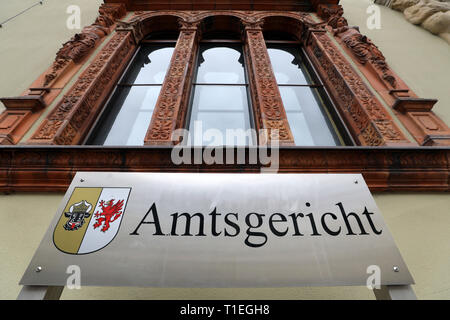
[93,199,124,232]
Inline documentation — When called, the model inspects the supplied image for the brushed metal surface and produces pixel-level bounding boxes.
[20,172,414,287]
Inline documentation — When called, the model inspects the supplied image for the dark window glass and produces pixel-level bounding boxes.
[267,45,341,146]
[187,44,253,146]
[87,44,174,145]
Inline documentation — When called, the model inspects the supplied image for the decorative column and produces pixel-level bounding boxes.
[243,20,295,146]
[144,20,199,145]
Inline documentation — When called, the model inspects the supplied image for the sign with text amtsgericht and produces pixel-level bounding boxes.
[21,172,414,287]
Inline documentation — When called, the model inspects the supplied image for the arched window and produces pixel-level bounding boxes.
[86,26,178,146]
[186,43,254,146]
[84,16,350,147]
[266,44,342,146]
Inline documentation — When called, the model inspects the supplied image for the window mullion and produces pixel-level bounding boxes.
[243,23,295,146]
[143,20,200,145]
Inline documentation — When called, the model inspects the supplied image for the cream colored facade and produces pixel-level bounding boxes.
[0,0,449,299]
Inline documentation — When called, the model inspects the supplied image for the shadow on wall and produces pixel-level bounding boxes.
[376,0,450,44]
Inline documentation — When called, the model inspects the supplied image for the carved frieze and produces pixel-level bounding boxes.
[1,7,446,148]
[244,22,294,145]
[1,146,449,192]
[28,31,136,145]
[307,31,410,145]
[316,4,450,146]
[144,20,199,145]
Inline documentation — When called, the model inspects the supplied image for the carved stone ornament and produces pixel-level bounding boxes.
[317,5,398,90]
[1,146,449,192]
[244,21,295,145]
[116,19,145,44]
[3,8,444,147]
[28,31,136,145]
[144,20,199,145]
[0,3,127,146]
[306,31,411,146]
[44,3,127,87]
[316,4,450,146]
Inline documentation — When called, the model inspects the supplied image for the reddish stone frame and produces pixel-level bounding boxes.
[243,20,295,145]
[19,9,421,146]
[144,20,200,145]
[0,1,449,192]
[315,3,450,146]
[0,146,448,192]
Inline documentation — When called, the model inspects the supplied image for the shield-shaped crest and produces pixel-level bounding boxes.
[53,187,131,254]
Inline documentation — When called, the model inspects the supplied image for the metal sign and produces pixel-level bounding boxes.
[20,172,414,287]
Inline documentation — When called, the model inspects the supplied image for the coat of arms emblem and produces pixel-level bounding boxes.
[53,187,131,255]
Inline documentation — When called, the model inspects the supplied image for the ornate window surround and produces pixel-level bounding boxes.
[315,3,450,147]
[0,2,449,192]
[2,6,449,147]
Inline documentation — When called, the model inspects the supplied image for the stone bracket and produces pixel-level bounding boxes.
[393,98,437,113]
[0,96,45,112]
[392,98,450,146]
[0,96,45,145]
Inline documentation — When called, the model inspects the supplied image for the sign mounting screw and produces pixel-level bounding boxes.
[393,266,399,272]
[35,266,42,273]
[80,179,84,183]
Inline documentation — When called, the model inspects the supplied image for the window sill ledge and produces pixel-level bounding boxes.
[0,146,448,193]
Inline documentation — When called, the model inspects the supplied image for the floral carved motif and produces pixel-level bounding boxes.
[244,24,294,145]
[144,21,199,145]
